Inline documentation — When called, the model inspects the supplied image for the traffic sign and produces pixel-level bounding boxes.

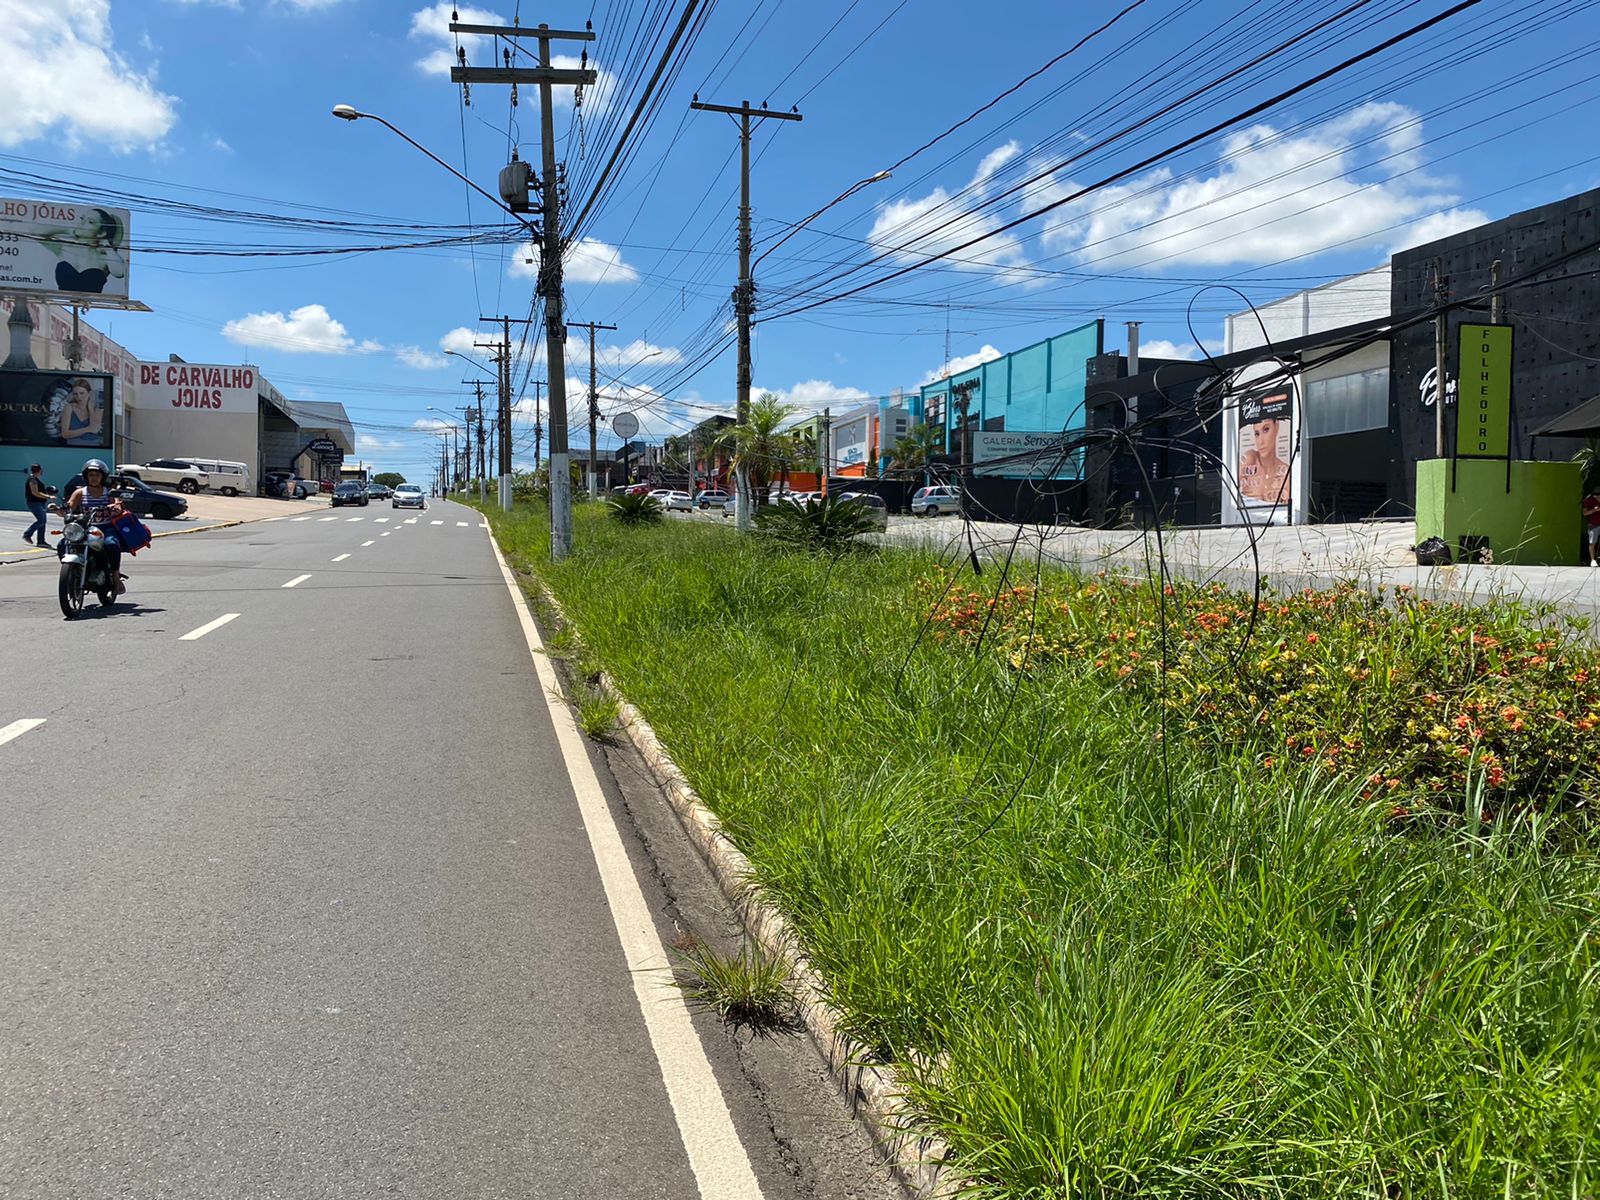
[612,412,639,440]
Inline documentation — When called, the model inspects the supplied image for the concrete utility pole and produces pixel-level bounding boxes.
[818,407,830,497]
[473,382,488,504]
[567,319,616,496]
[690,97,802,531]
[1432,262,1450,458]
[531,378,546,469]
[1490,258,1504,325]
[453,19,595,554]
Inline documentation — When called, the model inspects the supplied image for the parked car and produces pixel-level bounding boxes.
[784,490,819,507]
[117,459,210,494]
[365,482,392,500]
[647,488,677,505]
[694,489,730,509]
[392,484,426,509]
[722,496,737,518]
[176,456,250,496]
[331,481,369,507]
[114,476,189,522]
[663,490,694,511]
[263,471,319,500]
[837,492,890,530]
[910,485,963,517]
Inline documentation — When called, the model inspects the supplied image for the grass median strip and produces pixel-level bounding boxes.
[484,501,1600,1199]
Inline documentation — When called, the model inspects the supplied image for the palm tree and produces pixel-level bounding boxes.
[887,421,945,474]
[713,393,798,507]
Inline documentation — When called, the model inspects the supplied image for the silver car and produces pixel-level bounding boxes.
[910,485,963,517]
[663,490,694,511]
[836,492,889,530]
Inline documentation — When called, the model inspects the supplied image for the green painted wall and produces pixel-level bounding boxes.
[1414,458,1582,565]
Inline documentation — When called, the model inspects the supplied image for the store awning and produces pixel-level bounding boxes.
[1529,393,1600,441]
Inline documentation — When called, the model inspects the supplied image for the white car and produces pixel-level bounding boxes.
[647,488,677,506]
[910,485,963,517]
[117,459,211,495]
[837,492,890,531]
[662,490,694,511]
[391,484,426,509]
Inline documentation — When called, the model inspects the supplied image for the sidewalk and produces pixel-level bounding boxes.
[0,492,325,566]
[888,515,1600,624]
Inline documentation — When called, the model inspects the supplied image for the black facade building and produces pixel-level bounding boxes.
[1389,188,1600,510]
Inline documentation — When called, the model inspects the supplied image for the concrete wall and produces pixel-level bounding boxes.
[1226,266,1391,353]
[1415,457,1582,565]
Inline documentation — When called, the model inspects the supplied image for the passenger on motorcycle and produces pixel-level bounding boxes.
[60,459,127,593]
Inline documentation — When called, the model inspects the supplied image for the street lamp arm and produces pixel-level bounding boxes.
[752,170,891,271]
[446,348,497,377]
[331,105,541,238]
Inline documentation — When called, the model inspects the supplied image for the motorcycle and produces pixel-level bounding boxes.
[53,505,122,618]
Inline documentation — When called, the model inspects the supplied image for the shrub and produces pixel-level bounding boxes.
[606,491,665,526]
[754,493,878,552]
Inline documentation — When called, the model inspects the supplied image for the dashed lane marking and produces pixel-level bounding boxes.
[318,516,338,522]
[292,517,313,522]
[456,521,469,527]
[430,520,444,525]
[405,518,419,524]
[374,517,389,523]
[381,531,392,537]
[0,719,47,748]
[332,553,350,562]
[282,574,312,588]
[179,613,240,641]
[262,517,286,522]
[361,540,375,547]
[346,517,364,522]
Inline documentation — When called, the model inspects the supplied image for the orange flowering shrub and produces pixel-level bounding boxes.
[915,569,1599,817]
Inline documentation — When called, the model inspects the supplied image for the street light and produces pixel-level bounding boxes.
[445,347,497,377]
[752,170,891,271]
[425,406,466,493]
[330,105,539,236]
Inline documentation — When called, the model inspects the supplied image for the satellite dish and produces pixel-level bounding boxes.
[612,412,640,440]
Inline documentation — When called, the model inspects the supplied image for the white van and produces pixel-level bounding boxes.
[180,457,252,497]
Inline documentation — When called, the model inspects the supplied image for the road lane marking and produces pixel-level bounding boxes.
[431,520,444,525]
[332,553,350,562]
[487,537,764,1200]
[318,516,339,522]
[480,523,489,529]
[405,518,418,524]
[375,517,389,523]
[381,531,392,536]
[282,574,312,588]
[262,517,286,522]
[0,719,46,748]
[346,517,364,522]
[361,540,375,547]
[456,521,469,527]
[179,613,239,641]
[292,517,313,522]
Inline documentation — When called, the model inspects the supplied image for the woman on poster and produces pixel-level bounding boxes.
[1239,415,1291,504]
[52,377,105,447]
[34,208,129,295]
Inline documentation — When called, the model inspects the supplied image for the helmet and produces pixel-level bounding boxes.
[81,458,110,477]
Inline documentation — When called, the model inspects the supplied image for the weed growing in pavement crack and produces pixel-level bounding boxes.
[670,932,801,1034]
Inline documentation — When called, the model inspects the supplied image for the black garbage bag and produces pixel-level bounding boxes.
[1415,535,1452,566]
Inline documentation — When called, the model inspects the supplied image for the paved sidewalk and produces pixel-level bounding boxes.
[887,515,1600,624]
[0,493,324,566]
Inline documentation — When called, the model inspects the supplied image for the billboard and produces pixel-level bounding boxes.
[0,198,131,300]
[1456,323,1512,458]
[973,430,1076,477]
[0,370,114,448]
[1237,386,1293,507]
[137,362,259,414]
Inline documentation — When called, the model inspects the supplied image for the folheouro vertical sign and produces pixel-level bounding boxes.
[1456,323,1512,458]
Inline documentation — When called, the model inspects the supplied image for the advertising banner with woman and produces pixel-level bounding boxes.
[1238,387,1293,507]
[0,198,131,300]
[0,370,113,448]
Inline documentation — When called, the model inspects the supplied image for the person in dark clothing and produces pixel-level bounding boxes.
[22,464,55,546]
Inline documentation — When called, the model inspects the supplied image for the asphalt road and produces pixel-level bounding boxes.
[0,501,892,1200]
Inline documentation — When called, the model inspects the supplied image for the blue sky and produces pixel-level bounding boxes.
[3,0,1598,481]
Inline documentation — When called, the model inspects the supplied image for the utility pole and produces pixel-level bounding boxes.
[818,407,830,497]
[531,378,546,469]
[473,382,488,505]
[567,319,617,496]
[1432,262,1450,458]
[1490,258,1503,325]
[454,19,595,553]
[478,315,537,511]
[691,96,802,530]
[953,378,980,472]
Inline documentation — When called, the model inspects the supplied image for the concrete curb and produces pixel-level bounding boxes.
[516,571,960,1200]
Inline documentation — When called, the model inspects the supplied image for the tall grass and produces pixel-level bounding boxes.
[489,501,1600,1198]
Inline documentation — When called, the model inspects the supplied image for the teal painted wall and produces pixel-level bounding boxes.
[2,444,118,513]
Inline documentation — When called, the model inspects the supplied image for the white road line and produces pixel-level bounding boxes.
[374,517,389,523]
[405,518,418,524]
[262,517,286,522]
[179,613,240,641]
[282,574,312,588]
[381,531,392,537]
[346,517,364,522]
[292,517,313,522]
[361,540,375,547]
[0,718,47,748]
[456,521,469,527]
[318,516,339,522]
[480,523,489,529]
[487,537,764,1200]
[331,553,350,562]
[431,520,444,525]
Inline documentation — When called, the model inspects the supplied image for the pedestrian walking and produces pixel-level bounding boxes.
[22,463,55,547]
[1584,490,1600,566]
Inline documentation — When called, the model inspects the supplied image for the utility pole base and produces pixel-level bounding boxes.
[500,472,513,512]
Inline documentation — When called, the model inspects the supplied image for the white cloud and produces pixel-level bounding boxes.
[222,304,379,354]
[439,326,481,357]
[357,434,403,451]
[868,142,1033,282]
[167,0,241,8]
[754,379,871,413]
[210,135,233,152]
[598,339,681,370]
[1036,103,1470,271]
[923,344,1003,383]
[409,3,615,110]
[512,237,639,284]
[1388,207,1489,255]
[0,0,178,150]
[397,345,448,369]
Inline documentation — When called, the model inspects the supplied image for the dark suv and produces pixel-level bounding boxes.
[331,481,370,508]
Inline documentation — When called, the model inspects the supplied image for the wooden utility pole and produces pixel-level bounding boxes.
[567,319,617,495]
[690,97,801,530]
[453,19,595,552]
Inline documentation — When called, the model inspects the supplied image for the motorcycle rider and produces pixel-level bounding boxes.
[60,459,127,593]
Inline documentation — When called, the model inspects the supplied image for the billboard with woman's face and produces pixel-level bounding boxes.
[1237,387,1293,507]
[0,371,113,449]
[0,198,131,300]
